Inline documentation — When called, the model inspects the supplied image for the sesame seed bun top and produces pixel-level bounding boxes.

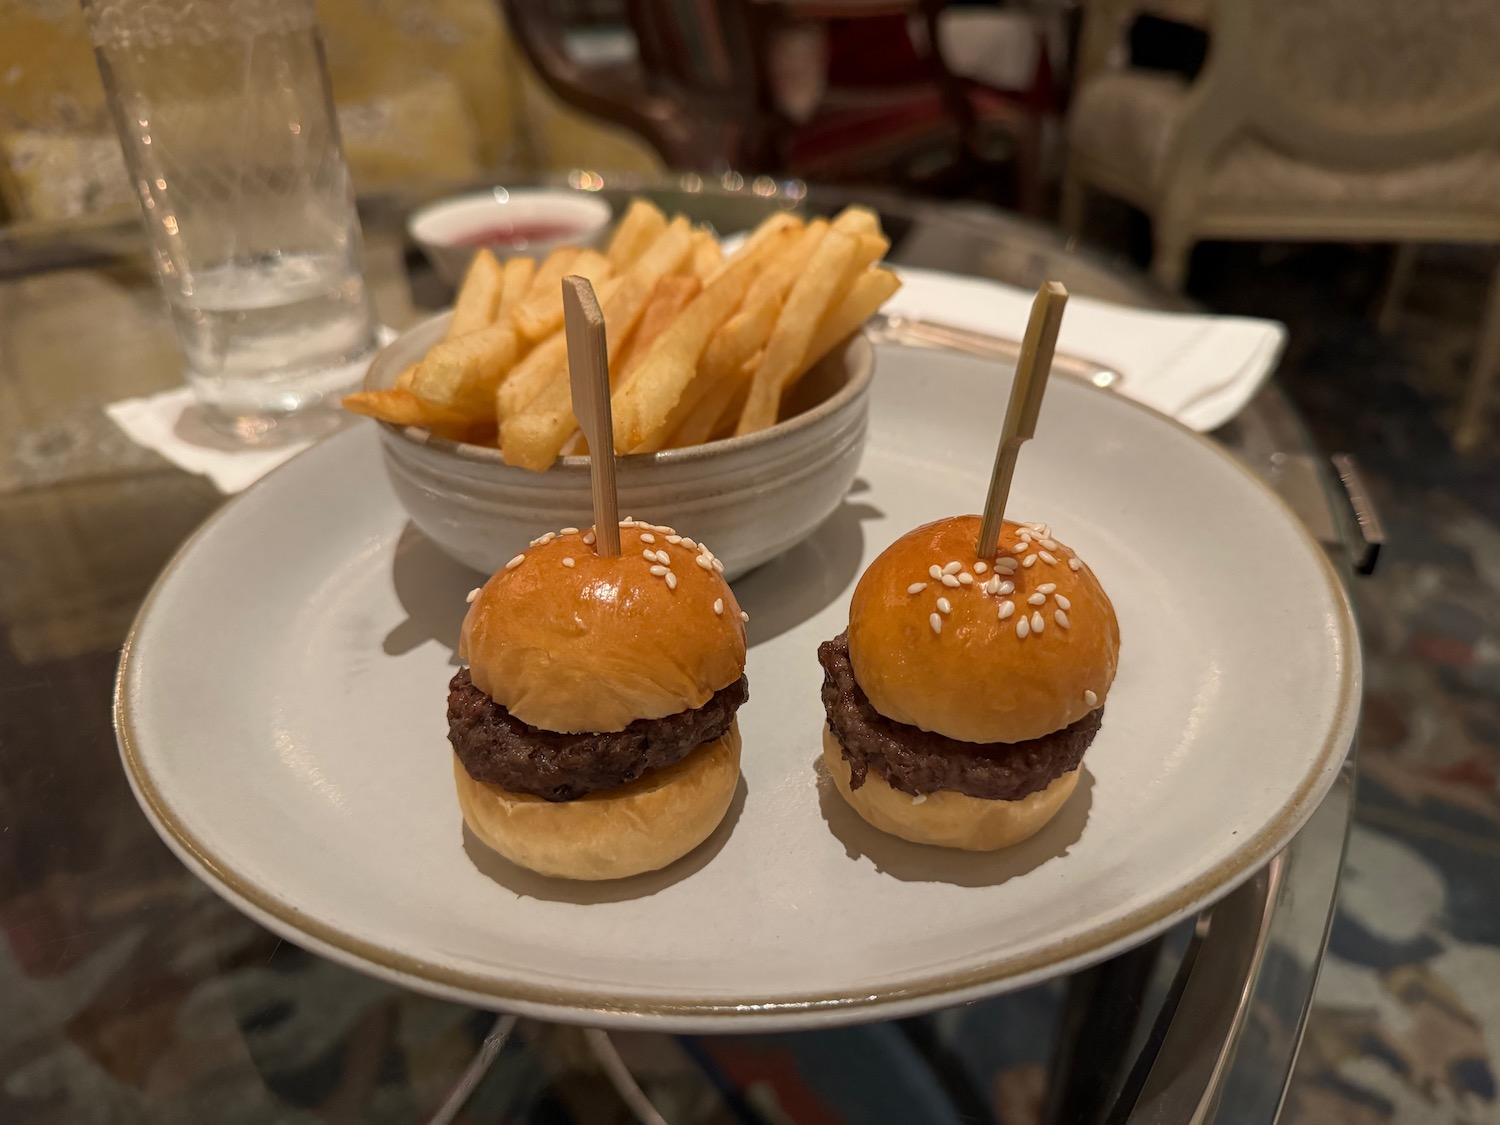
[847,514,1119,744]
[460,522,747,733]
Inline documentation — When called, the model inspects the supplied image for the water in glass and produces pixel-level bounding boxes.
[86,0,378,440]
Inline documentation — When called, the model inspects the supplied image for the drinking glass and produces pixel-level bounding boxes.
[84,0,380,441]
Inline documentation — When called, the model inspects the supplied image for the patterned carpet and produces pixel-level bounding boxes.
[1195,241,1500,1124]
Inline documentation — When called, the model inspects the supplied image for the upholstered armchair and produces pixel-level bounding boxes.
[1063,0,1500,448]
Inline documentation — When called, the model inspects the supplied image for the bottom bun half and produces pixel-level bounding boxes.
[454,721,741,881]
[822,727,1077,851]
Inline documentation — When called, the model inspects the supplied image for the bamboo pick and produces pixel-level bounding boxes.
[562,275,620,556]
[977,281,1069,558]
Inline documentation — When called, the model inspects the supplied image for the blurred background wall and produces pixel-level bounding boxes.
[0,0,664,224]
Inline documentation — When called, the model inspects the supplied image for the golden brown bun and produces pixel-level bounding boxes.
[461,523,746,733]
[823,728,1077,850]
[455,721,741,880]
[848,515,1119,744]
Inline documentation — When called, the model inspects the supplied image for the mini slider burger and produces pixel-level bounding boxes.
[818,514,1119,850]
[820,280,1117,851]
[448,520,749,880]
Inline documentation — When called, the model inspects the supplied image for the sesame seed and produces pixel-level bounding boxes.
[1040,538,1058,550]
[656,549,671,564]
[958,573,974,585]
[583,531,596,546]
[682,538,697,549]
[665,572,677,590]
[974,561,988,574]
[998,600,1015,619]
[657,526,677,535]
[1085,689,1098,707]
[911,794,928,805]
[1023,554,1037,567]
[1037,583,1057,594]
[998,581,1015,595]
[930,613,942,634]
[465,587,480,603]
[995,558,1018,571]
[540,532,555,543]
[696,556,713,570]
[985,577,1001,594]
[1055,610,1070,629]
[1028,593,1046,606]
[562,557,575,568]
[640,533,656,543]
[505,554,525,569]
[1012,543,1027,554]
[713,598,724,615]
[712,560,724,573]
[643,549,658,562]
[937,597,951,614]
[666,535,683,544]
[941,574,961,588]
[561,527,579,535]
[908,583,928,594]
[1069,558,1082,571]
[1031,611,1045,633]
[929,565,943,580]
[1016,616,1029,638]
[1039,551,1059,565]
[740,610,749,622]
[621,516,634,524]
[649,565,667,576]
[943,561,962,575]
[1055,595,1071,610]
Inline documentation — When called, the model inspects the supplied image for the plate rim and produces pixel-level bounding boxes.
[114,364,1361,1028]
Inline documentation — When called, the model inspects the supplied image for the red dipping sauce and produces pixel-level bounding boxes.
[452,221,587,248]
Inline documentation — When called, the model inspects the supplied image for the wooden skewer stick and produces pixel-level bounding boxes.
[977,281,1069,558]
[562,275,620,556]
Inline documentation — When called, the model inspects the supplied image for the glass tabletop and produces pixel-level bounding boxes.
[0,175,1359,1123]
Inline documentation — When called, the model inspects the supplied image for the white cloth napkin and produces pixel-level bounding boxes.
[888,267,1286,432]
[106,327,397,493]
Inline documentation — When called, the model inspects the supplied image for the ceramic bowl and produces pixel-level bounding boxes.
[364,313,873,579]
[408,188,614,284]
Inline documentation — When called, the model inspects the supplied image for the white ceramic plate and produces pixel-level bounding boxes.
[116,345,1360,1031]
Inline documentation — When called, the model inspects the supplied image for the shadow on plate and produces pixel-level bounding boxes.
[816,756,1093,887]
[460,775,748,904]
[732,479,883,646]
[385,522,485,662]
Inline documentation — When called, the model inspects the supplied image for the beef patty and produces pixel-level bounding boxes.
[818,633,1099,801]
[447,669,748,802]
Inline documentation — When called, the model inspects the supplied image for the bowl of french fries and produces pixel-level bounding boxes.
[346,200,900,578]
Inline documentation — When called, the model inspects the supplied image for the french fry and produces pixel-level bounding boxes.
[831,204,881,237]
[559,430,588,456]
[804,266,903,369]
[524,246,582,302]
[342,388,470,429]
[607,199,669,270]
[393,363,417,392]
[498,223,697,468]
[618,274,701,382]
[735,228,859,435]
[613,224,799,451]
[690,229,723,281]
[512,249,613,344]
[446,249,505,339]
[410,322,522,417]
[639,290,781,454]
[743,219,828,310]
[496,256,535,319]
[707,213,801,283]
[496,220,690,422]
